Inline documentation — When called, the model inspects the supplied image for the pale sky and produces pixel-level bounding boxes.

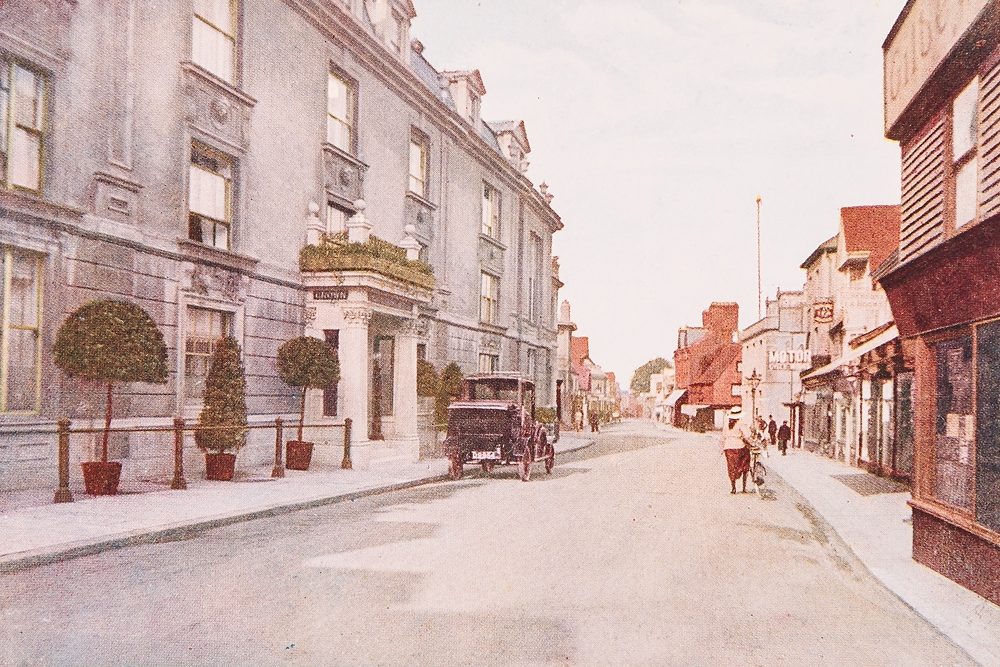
[412,0,904,388]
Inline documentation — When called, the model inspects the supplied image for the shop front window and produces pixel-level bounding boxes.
[934,336,974,510]
[976,322,1000,531]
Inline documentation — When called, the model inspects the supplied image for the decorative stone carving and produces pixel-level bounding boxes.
[183,263,248,303]
[181,62,256,153]
[92,171,142,223]
[481,334,501,352]
[399,224,421,261]
[478,236,505,276]
[404,192,435,247]
[345,200,372,243]
[304,306,317,326]
[323,143,368,202]
[342,308,374,327]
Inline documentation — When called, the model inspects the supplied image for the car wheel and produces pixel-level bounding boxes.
[448,454,463,481]
[519,445,532,482]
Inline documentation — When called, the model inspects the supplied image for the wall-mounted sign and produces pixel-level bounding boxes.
[313,288,348,301]
[768,349,812,371]
[883,0,989,134]
[813,301,834,324]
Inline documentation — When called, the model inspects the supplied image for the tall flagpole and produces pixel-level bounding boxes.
[756,195,762,320]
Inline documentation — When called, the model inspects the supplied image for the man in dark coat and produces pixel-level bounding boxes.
[767,415,778,446]
[777,420,792,455]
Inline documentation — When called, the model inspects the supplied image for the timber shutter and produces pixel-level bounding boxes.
[899,119,945,263]
[979,62,1000,220]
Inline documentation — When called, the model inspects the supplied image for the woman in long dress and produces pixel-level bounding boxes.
[721,406,752,494]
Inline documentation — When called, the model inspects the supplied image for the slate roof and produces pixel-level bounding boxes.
[800,234,838,269]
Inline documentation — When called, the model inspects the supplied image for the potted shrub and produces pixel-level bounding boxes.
[435,362,464,430]
[194,336,248,481]
[276,336,340,470]
[53,300,168,495]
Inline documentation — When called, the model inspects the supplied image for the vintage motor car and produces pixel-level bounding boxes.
[443,373,554,481]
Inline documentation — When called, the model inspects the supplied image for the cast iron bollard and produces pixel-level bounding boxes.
[53,418,73,503]
[272,417,285,478]
[171,417,188,490]
[341,417,353,469]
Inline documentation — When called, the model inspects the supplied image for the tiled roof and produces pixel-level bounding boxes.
[841,205,900,272]
[691,343,740,386]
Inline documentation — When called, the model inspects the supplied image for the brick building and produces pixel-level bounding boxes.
[878,0,1000,604]
[673,302,741,430]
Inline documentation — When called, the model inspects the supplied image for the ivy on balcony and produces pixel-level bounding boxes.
[299,232,435,290]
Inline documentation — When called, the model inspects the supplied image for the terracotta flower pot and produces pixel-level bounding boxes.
[205,452,237,481]
[286,440,314,471]
[81,461,122,496]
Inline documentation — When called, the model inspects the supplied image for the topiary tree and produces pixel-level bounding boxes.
[435,362,464,427]
[417,359,439,398]
[195,337,248,453]
[276,336,340,442]
[53,299,168,463]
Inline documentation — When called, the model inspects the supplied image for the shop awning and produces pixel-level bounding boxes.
[664,389,687,408]
[801,325,899,382]
[681,404,708,416]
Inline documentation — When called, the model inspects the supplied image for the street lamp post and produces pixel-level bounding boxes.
[746,369,762,427]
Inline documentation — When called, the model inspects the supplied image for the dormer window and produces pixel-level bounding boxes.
[389,14,406,56]
[469,94,481,126]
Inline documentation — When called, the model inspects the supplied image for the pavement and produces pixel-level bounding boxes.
[0,432,595,574]
[661,422,1000,667]
[0,421,974,665]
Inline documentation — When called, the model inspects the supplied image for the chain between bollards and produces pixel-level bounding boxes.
[53,418,73,503]
[171,417,188,490]
[272,417,285,478]
[341,417,352,469]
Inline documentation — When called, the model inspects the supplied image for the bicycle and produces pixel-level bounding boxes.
[747,434,768,494]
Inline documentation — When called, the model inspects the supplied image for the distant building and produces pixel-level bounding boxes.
[739,290,807,440]
[673,303,741,430]
[799,206,901,469]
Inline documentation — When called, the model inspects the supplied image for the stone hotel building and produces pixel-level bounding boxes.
[0,0,563,490]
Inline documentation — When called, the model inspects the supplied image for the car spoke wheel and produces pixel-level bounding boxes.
[448,455,463,481]
[519,444,532,482]
[481,460,495,476]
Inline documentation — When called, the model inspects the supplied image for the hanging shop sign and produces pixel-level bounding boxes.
[768,349,812,371]
[813,301,834,324]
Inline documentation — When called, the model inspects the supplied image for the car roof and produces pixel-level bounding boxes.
[466,373,535,386]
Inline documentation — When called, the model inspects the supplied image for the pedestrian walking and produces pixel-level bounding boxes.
[767,415,777,446]
[589,411,600,433]
[574,409,583,432]
[721,406,752,494]
[777,420,791,455]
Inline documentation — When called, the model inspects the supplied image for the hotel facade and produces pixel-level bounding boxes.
[0,0,562,490]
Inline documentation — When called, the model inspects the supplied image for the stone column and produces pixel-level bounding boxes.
[341,308,372,450]
[393,320,420,461]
